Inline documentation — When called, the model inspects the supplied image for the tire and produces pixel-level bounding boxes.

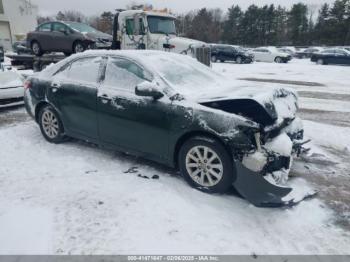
[178,136,235,194]
[211,55,217,63]
[73,41,85,53]
[31,41,43,56]
[236,56,243,64]
[38,105,65,144]
[317,58,324,65]
[274,57,283,63]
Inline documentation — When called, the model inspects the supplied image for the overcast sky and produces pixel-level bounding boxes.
[31,0,336,16]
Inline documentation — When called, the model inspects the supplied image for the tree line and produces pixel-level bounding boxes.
[37,0,350,47]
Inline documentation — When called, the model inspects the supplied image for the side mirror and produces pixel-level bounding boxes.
[135,82,164,100]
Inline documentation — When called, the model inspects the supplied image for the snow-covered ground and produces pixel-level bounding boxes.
[1,59,350,255]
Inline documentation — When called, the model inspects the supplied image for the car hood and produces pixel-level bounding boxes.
[196,85,298,127]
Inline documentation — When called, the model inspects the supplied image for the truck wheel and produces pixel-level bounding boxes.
[73,41,85,53]
[31,41,43,56]
[211,56,217,63]
[178,136,235,194]
[39,105,65,144]
[236,56,243,64]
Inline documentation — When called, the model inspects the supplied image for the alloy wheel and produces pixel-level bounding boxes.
[32,42,40,55]
[275,57,282,63]
[41,110,59,139]
[185,146,223,187]
[74,43,85,53]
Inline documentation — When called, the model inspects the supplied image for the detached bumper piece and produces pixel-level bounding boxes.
[233,162,316,208]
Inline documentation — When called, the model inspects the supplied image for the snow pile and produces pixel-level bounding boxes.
[304,120,350,152]
[1,121,350,254]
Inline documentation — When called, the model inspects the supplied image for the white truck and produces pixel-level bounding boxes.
[111,9,211,65]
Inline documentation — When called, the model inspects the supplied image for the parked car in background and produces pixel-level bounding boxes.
[24,50,306,207]
[295,47,323,59]
[210,44,254,63]
[252,47,292,63]
[0,46,4,63]
[13,40,32,55]
[27,21,113,56]
[311,48,350,65]
[278,48,294,56]
[0,71,24,108]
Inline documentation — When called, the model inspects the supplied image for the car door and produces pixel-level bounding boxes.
[334,50,349,64]
[35,23,53,51]
[48,56,103,140]
[51,22,72,52]
[97,56,171,160]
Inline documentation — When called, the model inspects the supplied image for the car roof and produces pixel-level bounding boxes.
[39,50,199,77]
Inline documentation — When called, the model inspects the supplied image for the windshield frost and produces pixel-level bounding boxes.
[147,16,176,35]
[142,53,223,97]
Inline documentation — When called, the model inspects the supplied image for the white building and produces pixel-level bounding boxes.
[0,0,38,51]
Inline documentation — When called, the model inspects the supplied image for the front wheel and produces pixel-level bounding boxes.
[178,136,235,194]
[73,41,85,53]
[39,105,65,143]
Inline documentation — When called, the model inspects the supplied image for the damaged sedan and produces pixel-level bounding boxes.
[24,50,308,207]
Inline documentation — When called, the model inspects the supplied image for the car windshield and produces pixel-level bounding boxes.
[147,16,176,34]
[66,22,98,33]
[140,53,223,97]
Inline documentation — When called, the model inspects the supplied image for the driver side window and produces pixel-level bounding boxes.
[103,57,152,91]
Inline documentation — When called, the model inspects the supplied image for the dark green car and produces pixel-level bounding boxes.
[24,50,306,207]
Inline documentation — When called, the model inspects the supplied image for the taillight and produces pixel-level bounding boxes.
[24,80,32,89]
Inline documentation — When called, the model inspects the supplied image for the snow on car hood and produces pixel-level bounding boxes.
[0,71,24,89]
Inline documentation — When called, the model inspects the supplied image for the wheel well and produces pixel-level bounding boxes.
[173,131,232,168]
[34,101,50,123]
[30,40,38,48]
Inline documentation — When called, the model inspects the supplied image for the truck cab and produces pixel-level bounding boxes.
[113,9,211,65]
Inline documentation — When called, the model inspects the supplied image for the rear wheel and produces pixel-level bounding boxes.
[39,105,65,143]
[31,41,43,56]
[73,41,85,53]
[178,136,235,194]
[236,56,243,64]
[275,57,283,63]
[317,58,324,65]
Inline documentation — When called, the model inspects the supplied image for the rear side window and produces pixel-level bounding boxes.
[52,23,68,33]
[103,57,151,91]
[38,23,51,32]
[55,57,102,83]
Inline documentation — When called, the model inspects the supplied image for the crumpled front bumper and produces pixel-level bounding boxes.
[233,118,313,207]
